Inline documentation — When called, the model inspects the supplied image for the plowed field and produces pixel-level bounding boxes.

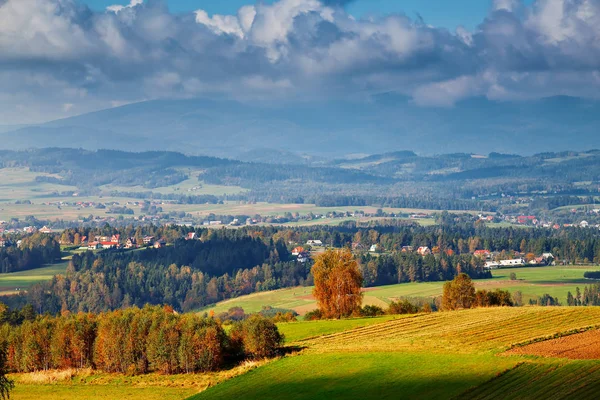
[506,329,600,359]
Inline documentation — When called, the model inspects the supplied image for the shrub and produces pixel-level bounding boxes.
[388,300,419,315]
[271,312,297,323]
[303,309,323,321]
[360,305,385,317]
[584,271,600,279]
[475,289,514,307]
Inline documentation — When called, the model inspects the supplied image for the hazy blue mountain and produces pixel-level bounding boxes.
[0,95,598,157]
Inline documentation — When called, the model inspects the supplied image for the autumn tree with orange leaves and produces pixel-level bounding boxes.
[312,249,363,319]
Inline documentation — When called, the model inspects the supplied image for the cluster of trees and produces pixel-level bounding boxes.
[0,305,282,375]
[0,234,61,274]
[441,274,513,311]
[566,284,600,306]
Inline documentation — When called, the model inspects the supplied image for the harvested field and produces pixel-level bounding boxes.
[506,329,600,359]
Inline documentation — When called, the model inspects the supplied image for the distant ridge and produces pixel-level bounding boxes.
[0,95,598,157]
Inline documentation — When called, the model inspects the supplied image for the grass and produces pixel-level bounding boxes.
[0,262,69,295]
[200,265,600,316]
[191,307,600,400]
[190,352,515,400]
[9,360,270,400]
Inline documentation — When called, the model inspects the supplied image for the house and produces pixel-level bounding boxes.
[484,261,501,269]
[39,226,53,234]
[0,238,9,248]
[531,256,546,265]
[369,244,379,253]
[473,250,491,259]
[542,252,554,260]
[292,246,305,256]
[209,221,222,226]
[306,240,323,246]
[499,258,526,267]
[517,215,537,225]
[101,241,119,249]
[125,238,137,249]
[87,242,101,250]
[186,232,197,240]
[297,252,310,263]
[110,234,121,243]
[417,246,431,256]
[352,242,365,251]
[580,221,590,228]
[401,246,414,253]
[154,240,166,249]
[143,236,154,245]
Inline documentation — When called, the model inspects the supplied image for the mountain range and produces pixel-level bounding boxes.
[1,95,598,158]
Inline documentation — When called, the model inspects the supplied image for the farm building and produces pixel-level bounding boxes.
[306,240,323,246]
[292,247,305,256]
[417,246,431,256]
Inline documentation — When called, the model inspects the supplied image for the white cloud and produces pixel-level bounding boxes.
[0,0,600,123]
[107,0,143,13]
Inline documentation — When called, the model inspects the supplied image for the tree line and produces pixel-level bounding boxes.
[0,305,282,376]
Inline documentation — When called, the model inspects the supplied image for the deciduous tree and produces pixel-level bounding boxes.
[442,273,476,311]
[312,249,363,319]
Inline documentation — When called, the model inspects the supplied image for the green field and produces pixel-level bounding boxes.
[201,265,600,316]
[191,307,600,400]
[0,262,68,295]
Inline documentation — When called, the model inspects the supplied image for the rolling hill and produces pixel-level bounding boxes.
[191,307,600,400]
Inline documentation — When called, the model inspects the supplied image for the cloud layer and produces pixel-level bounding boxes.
[1,0,600,123]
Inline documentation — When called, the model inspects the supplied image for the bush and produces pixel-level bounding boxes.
[510,272,517,281]
[304,309,323,321]
[233,315,284,359]
[271,312,297,323]
[584,271,600,279]
[387,300,420,315]
[475,289,514,307]
[359,305,385,317]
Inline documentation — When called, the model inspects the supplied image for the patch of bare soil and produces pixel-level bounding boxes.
[506,329,600,359]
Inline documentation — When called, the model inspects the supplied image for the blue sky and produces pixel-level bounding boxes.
[83,0,530,30]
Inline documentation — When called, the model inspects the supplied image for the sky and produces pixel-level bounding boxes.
[82,0,515,30]
[0,0,598,124]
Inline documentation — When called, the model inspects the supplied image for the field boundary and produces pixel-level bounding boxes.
[505,324,600,351]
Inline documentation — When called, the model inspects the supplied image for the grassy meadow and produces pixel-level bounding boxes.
[191,307,600,400]
[0,262,69,295]
[201,265,600,316]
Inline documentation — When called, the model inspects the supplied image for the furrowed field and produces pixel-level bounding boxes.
[201,265,600,316]
[192,307,600,400]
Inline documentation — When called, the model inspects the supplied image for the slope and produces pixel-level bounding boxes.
[190,307,600,400]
